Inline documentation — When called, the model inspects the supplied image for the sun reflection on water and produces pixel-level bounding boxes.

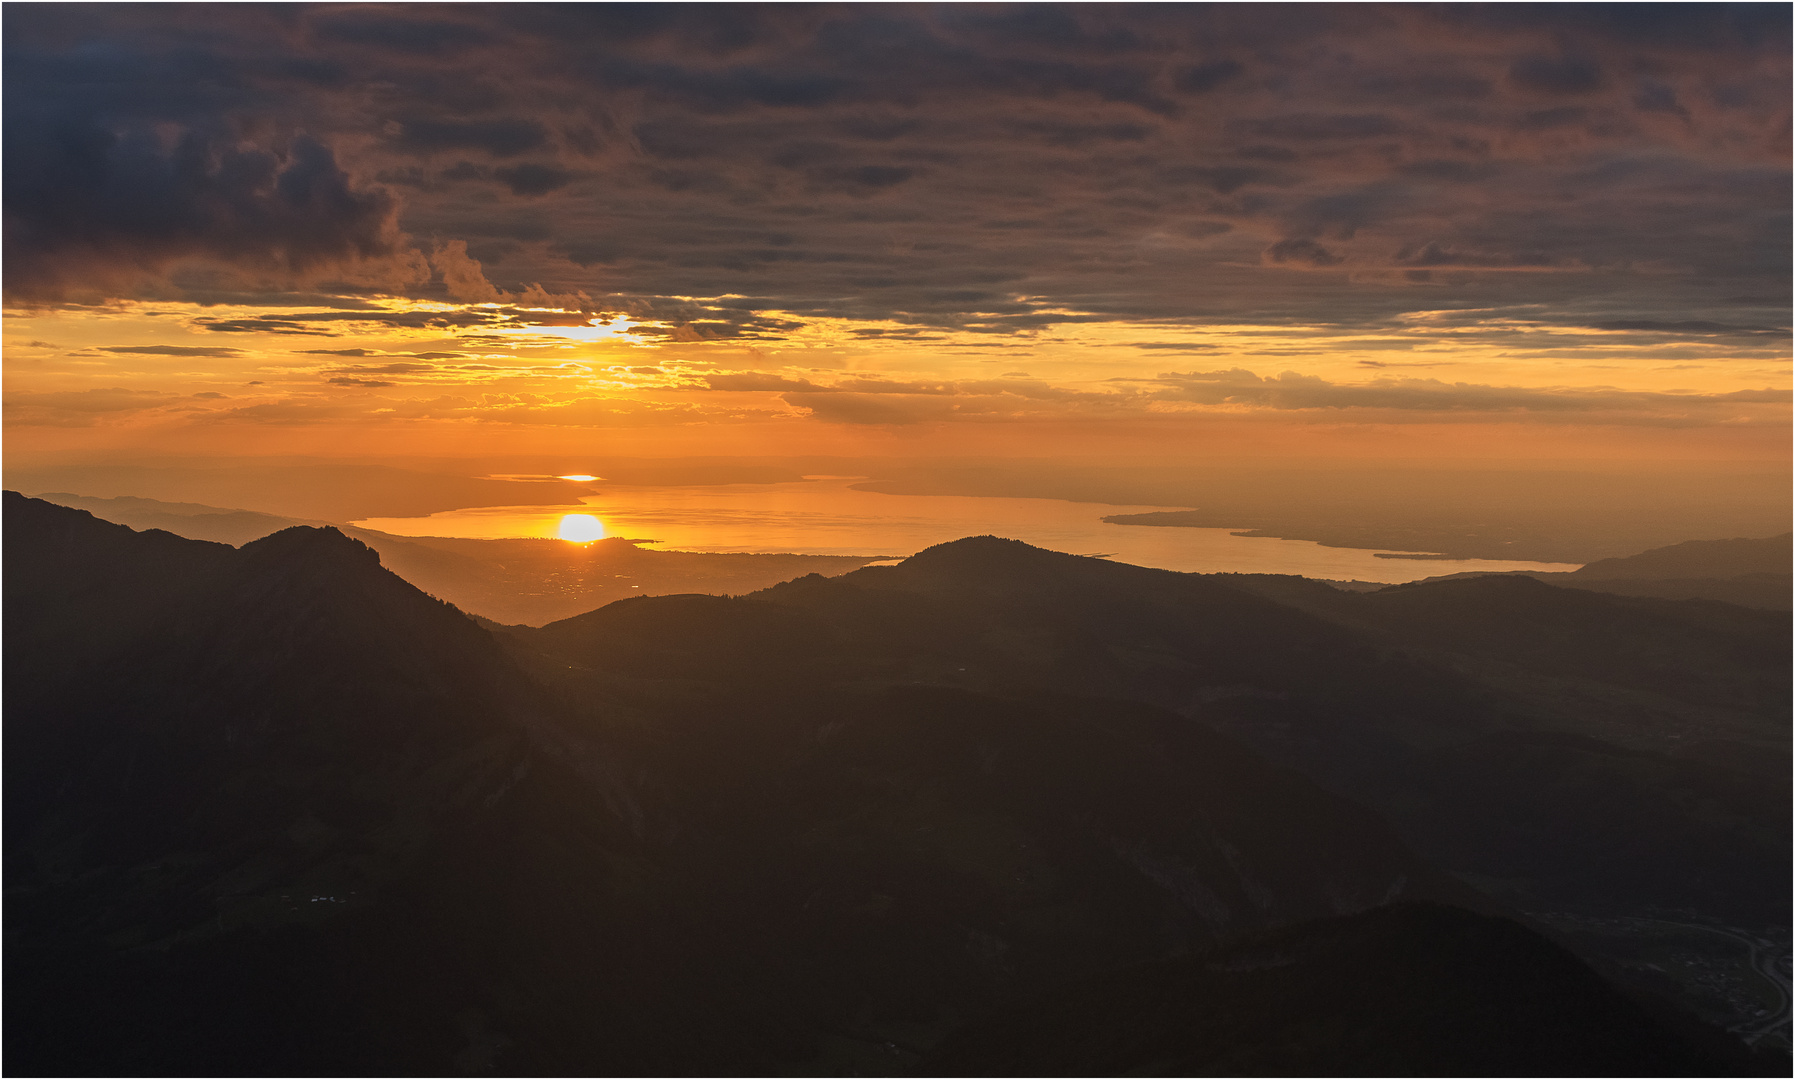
[350,479,1583,582]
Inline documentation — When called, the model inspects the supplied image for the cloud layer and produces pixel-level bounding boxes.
[6,5,1788,329]
[3,4,1787,451]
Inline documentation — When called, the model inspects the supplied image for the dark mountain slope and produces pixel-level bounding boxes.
[927,903,1760,1077]
[8,507,1773,1071]
[5,490,236,690]
[1407,533,1792,610]
[3,499,1531,1074]
[28,490,307,546]
[1573,533,1791,581]
[5,496,663,1074]
[541,685,1481,1073]
[1205,573,1790,923]
[533,537,1487,746]
[524,537,1789,1000]
[504,581,1495,1065]
[1248,575,1791,924]
[7,502,559,878]
[1348,575,1787,716]
[1559,534,1792,610]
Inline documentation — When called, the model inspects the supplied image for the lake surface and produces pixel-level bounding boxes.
[353,477,1581,582]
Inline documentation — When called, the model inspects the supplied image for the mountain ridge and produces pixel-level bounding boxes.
[5,496,1782,1072]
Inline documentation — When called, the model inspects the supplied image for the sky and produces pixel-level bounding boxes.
[3,3,1790,472]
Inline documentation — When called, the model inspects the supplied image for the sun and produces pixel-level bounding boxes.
[556,514,605,543]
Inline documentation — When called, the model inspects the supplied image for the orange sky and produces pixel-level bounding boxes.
[6,291,1789,467]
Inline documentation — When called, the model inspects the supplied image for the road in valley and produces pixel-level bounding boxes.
[1636,918,1791,1048]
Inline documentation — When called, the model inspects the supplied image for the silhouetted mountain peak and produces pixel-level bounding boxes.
[905,534,1063,567]
[880,535,1141,591]
[240,524,382,567]
[4,489,219,553]
[1382,572,1560,600]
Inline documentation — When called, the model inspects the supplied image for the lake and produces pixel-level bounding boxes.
[353,477,1580,582]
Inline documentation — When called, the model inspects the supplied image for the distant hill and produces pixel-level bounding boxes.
[30,491,311,546]
[880,463,1791,564]
[1415,533,1792,610]
[25,490,879,625]
[1573,534,1792,580]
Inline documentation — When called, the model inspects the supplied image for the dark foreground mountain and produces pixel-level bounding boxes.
[928,903,1749,1077]
[524,535,1791,1040]
[4,496,1777,1074]
[5,495,658,1073]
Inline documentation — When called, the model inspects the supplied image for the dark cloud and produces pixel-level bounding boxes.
[807,164,916,194]
[98,345,243,357]
[5,387,180,425]
[1633,81,1686,115]
[1395,242,1558,269]
[1232,114,1400,140]
[1174,60,1243,95]
[1594,320,1786,337]
[390,119,550,158]
[691,363,1795,427]
[191,306,599,336]
[1397,160,1505,184]
[312,13,492,57]
[196,319,342,336]
[493,164,576,197]
[1265,239,1343,267]
[782,392,941,425]
[7,387,173,412]
[1440,4,1790,50]
[1508,55,1605,95]
[705,373,828,393]
[1160,166,1280,194]
[326,363,440,376]
[2,3,1787,340]
[1142,369,1789,417]
[4,123,404,301]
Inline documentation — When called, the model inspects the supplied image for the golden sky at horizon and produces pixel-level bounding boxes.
[7,289,1788,465]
